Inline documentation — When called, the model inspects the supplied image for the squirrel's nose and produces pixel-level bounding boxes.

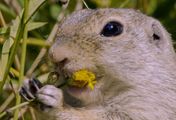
[49,45,71,65]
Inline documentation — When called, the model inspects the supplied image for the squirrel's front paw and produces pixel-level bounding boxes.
[20,78,63,111]
[20,78,43,101]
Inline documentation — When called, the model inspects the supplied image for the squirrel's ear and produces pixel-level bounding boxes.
[150,20,172,50]
[149,20,175,56]
[151,21,165,48]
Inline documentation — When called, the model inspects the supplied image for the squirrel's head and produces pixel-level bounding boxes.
[49,9,175,105]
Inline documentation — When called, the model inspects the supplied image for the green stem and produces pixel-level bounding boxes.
[0,17,24,93]
[13,0,29,119]
[81,0,90,9]
[25,1,46,24]
[0,11,6,27]
[0,93,14,113]
[0,38,50,47]
[26,38,50,47]
[0,102,30,119]
[0,0,47,93]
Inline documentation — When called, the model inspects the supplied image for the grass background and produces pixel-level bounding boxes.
[0,0,176,119]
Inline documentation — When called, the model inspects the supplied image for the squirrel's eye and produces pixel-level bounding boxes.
[101,21,123,37]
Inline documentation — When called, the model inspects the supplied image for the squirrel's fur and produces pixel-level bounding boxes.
[23,9,176,120]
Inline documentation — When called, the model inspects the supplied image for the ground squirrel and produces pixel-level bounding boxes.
[20,8,176,120]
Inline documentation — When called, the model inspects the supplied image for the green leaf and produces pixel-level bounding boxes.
[27,0,46,22]
[28,22,47,31]
[0,11,23,81]
[10,10,23,38]
[0,38,14,81]
[0,27,10,35]
[0,3,16,18]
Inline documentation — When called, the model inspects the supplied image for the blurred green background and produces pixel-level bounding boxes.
[0,0,176,119]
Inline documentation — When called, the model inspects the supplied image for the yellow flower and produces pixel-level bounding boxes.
[68,69,96,90]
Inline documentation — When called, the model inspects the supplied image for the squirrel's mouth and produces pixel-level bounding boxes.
[48,68,103,91]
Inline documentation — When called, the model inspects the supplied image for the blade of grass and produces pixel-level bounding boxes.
[29,107,37,120]
[0,101,31,119]
[10,68,20,78]
[0,27,9,35]
[0,11,6,27]
[0,37,14,80]
[26,0,46,23]
[0,0,47,93]
[0,11,7,82]
[0,93,15,113]
[3,0,22,15]
[0,9,23,83]
[15,55,20,71]
[26,3,69,77]
[81,0,90,9]
[0,15,24,92]
[26,38,50,47]
[0,3,16,18]
[13,0,29,119]
[0,10,23,81]
[0,38,49,47]
[28,22,47,31]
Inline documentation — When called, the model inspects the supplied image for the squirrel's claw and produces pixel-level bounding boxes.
[20,78,43,101]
